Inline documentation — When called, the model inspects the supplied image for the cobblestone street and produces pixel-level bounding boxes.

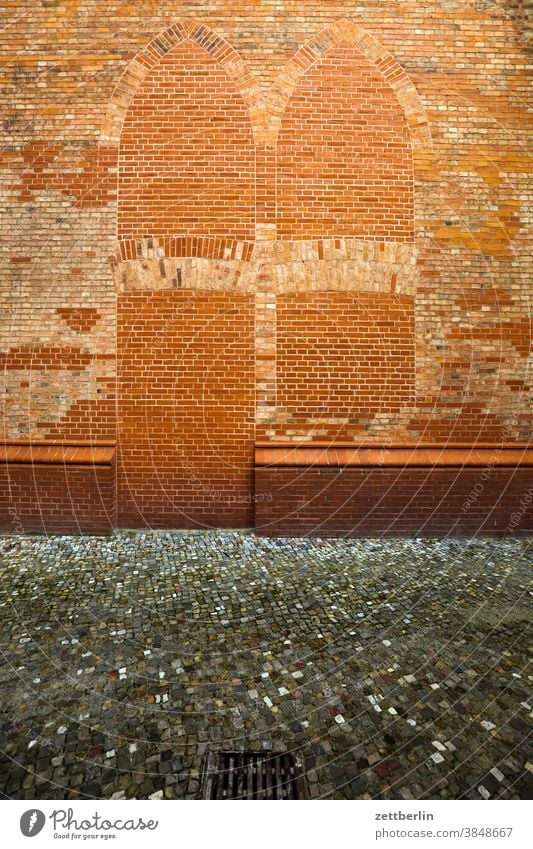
[0,532,531,800]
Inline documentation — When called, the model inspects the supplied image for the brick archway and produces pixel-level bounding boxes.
[108,22,258,529]
[254,20,433,432]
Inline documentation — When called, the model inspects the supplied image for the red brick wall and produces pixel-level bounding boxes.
[118,40,255,242]
[3,7,530,451]
[276,293,415,438]
[1,4,531,535]
[0,342,116,441]
[0,464,115,535]
[255,467,533,537]
[277,44,414,241]
[117,290,255,528]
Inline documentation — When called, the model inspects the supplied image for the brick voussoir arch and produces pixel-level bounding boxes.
[101,19,261,147]
[267,18,432,152]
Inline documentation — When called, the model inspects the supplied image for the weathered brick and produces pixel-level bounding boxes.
[1,3,530,533]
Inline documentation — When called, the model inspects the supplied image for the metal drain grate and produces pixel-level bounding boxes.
[201,750,306,799]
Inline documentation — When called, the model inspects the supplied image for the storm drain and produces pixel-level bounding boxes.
[201,750,306,799]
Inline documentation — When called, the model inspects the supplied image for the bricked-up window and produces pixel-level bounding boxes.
[276,293,415,431]
[118,40,255,242]
[277,44,414,242]
[117,291,255,529]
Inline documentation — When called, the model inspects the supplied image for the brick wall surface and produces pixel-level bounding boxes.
[255,467,533,538]
[1,1,531,532]
[118,40,256,243]
[276,293,415,440]
[117,290,255,528]
[277,45,414,242]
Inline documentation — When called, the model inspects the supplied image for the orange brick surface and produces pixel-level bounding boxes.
[117,290,255,528]
[276,293,415,438]
[118,40,255,242]
[1,2,531,532]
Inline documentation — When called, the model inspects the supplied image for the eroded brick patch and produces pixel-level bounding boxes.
[56,308,101,333]
[0,346,97,370]
[15,142,116,207]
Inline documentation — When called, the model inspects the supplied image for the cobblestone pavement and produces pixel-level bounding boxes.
[0,531,531,800]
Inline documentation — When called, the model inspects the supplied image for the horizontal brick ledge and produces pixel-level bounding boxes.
[255,444,533,468]
[0,442,116,466]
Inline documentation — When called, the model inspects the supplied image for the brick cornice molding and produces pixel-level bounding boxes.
[0,441,116,466]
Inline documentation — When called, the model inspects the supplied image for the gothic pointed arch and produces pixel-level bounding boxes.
[270,19,432,244]
[102,20,260,146]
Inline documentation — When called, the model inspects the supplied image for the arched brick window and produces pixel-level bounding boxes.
[276,43,414,243]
